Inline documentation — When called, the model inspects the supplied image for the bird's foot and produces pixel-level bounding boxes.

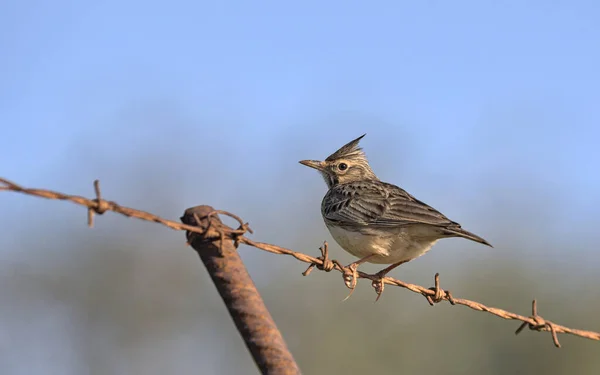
[341,263,360,301]
[339,254,377,301]
[372,270,388,302]
[370,260,409,302]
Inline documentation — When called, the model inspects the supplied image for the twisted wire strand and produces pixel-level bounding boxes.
[2,177,598,348]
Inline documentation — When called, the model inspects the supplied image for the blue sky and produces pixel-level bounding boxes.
[2,2,600,374]
[2,0,600,228]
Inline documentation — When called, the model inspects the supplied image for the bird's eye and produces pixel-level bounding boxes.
[338,163,348,171]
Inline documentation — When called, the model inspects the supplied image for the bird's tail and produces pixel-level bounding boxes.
[443,227,493,247]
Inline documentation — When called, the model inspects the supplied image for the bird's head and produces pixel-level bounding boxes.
[299,134,378,188]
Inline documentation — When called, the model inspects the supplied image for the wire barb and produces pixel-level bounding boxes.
[425,273,453,306]
[515,300,561,348]
[2,176,599,348]
[302,241,335,276]
[88,180,109,227]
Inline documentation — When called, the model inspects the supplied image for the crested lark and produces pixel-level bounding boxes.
[300,134,491,298]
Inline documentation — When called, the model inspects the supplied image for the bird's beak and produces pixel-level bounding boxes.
[299,159,326,171]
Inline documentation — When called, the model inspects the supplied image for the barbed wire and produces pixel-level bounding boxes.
[2,176,599,348]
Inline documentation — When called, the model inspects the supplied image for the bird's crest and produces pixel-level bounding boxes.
[325,134,367,161]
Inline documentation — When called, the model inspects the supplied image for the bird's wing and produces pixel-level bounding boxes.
[322,181,458,228]
[322,181,492,246]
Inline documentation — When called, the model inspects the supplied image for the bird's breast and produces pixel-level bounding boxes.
[326,224,439,264]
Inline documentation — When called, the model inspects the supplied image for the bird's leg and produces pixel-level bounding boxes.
[372,260,409,302]
[340,255,375,301]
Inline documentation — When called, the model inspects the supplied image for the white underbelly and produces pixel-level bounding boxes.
[327,225,439,264]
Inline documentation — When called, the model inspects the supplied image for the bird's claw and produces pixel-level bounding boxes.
[341,263,360,301]
[342,263,359,289]
[372,272,387,302]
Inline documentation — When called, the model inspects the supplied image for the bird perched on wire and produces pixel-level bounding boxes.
[299,134,491,300]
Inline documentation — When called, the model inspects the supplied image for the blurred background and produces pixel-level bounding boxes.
[1,1,599,374]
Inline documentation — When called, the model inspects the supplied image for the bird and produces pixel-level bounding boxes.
[299,134,491,299]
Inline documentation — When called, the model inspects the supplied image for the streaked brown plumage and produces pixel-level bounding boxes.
[300,134,491,292]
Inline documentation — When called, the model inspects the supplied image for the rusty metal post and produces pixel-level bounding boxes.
[181,205,301,375]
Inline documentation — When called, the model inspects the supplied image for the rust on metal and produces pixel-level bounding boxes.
[181,205,301,375]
